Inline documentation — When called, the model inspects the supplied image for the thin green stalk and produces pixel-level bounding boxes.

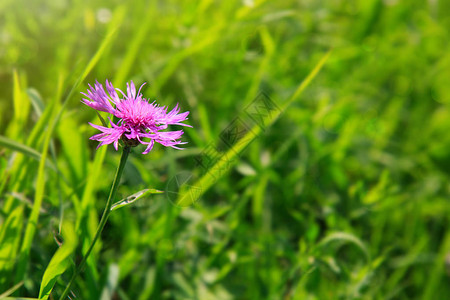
[59,146,131,300]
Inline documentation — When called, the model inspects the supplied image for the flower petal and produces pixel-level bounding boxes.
[127,81,136,100]
[156,103,192,127]
[81,80,116,114]
[140,130,186,149]
[138,137,155,155]
[88,119,126,150]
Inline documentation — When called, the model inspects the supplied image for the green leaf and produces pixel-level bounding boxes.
[111,189,163,211]
[10,69,30,138]
[38,221,78,300]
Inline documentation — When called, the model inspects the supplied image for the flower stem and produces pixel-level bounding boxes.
[59,146,131,300]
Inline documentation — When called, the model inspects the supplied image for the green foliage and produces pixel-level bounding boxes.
[1,0,449,299]
[38,221,77,300]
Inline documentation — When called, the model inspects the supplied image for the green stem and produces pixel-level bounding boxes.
[59,146,131,300]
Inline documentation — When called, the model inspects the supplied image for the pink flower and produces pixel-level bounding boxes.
[82,80,191,154]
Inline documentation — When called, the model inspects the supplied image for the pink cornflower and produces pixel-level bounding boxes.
[82,80,191,154]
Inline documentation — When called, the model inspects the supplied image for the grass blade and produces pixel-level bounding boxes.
[26,88,45,118]
[317,231,370,262]
[14,89,59,284]
[7,70,30,140]
[99,264,119,300]
[0,136,55,170]
[0,206,24,289]
[38,222,78,300]
[176,50,332,206]
[0,281,23,298]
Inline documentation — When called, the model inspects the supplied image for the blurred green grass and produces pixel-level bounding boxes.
[1,0,450,299]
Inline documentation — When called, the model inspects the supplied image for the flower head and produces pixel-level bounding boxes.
[82,80,192,154]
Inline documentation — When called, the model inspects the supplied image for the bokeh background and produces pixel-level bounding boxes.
[1,0,450,299]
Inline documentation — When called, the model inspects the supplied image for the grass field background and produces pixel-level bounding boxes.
[1,0,449,299]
